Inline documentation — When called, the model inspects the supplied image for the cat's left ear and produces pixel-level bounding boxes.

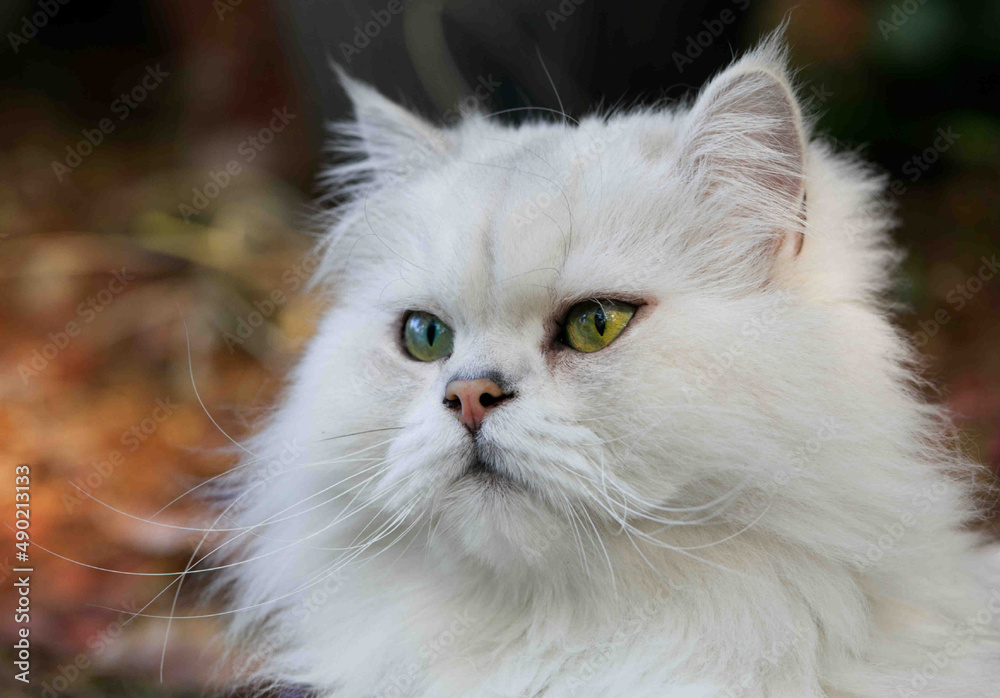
[332,65,453,179]
[681,46,806,258]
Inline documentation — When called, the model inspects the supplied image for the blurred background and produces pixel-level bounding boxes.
[0,0,997,695]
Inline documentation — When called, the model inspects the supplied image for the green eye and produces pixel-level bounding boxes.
[403,311,454,361]
[563,299,636,353]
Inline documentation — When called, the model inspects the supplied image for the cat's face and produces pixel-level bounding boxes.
[297,52,820,574]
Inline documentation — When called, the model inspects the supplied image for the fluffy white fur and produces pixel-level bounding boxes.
[215,36,1000,697]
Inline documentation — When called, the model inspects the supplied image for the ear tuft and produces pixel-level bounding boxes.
[681,35,806,258]
[330,63,452,181]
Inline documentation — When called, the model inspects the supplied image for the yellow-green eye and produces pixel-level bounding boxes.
[563,299,636,353]
[403,311,454,361]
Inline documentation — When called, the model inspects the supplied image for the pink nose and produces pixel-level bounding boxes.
[444,377,511,431]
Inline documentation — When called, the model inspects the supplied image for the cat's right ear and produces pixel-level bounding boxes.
[332,64,453,179]
[678,37,807,260]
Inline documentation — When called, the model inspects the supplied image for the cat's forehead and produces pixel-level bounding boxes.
[369,118,685,318]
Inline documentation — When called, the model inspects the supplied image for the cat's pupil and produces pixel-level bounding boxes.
[426,322,437,346]
[594,309,606,336]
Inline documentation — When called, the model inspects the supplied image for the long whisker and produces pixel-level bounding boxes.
[158,461,255,682]
[30,449,416,580]
[621,522,750,580]
[580,504,616,592]
[176,300,255,457]
[141,463,413,631]
[573,493,750,579]
[316,426,405,442]
[91,474,425,624]
[102,492,426,623]
[560,493,592,583]
[150,426,405,519]
[649,498,774,551]
[73,437,410,534]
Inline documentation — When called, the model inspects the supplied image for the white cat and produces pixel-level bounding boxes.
[215,34,1000,697]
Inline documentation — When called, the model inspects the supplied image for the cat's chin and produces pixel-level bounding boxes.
[436,465,568,570]
[457,457,527,490]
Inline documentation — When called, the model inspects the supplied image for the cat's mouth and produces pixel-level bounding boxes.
[460,456,524,490]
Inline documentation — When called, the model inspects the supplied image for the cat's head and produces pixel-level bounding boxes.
[275,37,902,581]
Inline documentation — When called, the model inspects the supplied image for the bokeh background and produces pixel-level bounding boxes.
[1,0,997,695]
